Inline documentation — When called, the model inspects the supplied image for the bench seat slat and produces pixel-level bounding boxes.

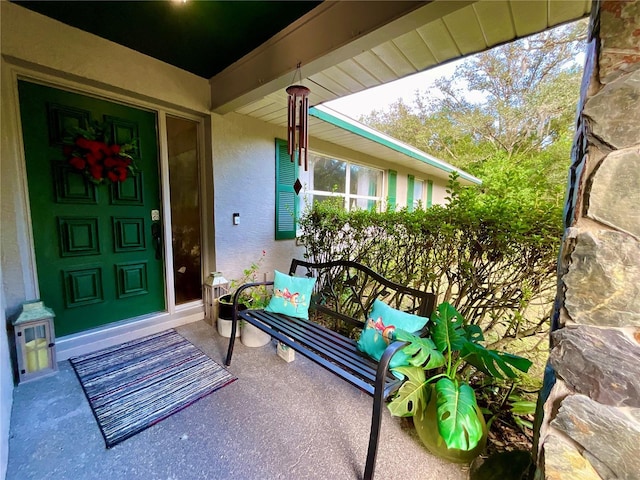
[239,309,402,397]
[253,311,380,380]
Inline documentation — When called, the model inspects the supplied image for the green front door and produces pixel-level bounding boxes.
[18,81,166,337]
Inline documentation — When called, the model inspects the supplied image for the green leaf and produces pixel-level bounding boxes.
[509,400,537,416]
[387,366,427,417]
[461,342,532,379]
[435,378,484,451]
[431,302,466,353]
[514,417,534,430]
[463,323,484,343]
[394,329,446,370]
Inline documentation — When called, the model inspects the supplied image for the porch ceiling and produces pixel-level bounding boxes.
[15,1,591,117]
[12,0,322,79]
[224,0,590,175]
[228,0,591,120]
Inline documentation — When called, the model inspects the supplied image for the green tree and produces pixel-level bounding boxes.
[361,21,587,209]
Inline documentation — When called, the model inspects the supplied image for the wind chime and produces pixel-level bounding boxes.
[286,63,310,177]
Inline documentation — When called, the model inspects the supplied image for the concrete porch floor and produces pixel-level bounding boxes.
[6,320,468,480]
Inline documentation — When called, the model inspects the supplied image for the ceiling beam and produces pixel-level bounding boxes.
[209,0,476,114]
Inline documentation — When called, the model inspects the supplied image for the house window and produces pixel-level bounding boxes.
[407,175,433,211]
[274,139,384,239]
[407,175,425,211]
[300,152,383,212]
[413,178,425,209]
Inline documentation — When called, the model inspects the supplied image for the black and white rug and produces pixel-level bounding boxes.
[70,329,236,448]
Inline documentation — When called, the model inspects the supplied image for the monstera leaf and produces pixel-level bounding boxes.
[386,301,532,457]
[463,323,484,343]
[387,366,428,417]
[435,377,484,451]
[394,329,446,370]
[461,341,532,379]
[431,302,467,353]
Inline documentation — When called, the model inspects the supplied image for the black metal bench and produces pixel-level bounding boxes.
[224,259,435,480]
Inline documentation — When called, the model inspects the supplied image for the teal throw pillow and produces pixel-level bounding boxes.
[265,270,316,320]
[357,299,429,373]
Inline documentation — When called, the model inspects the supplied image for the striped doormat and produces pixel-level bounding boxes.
[70,329,236,448]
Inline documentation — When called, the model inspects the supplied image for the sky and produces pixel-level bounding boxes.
[325,59,463,120]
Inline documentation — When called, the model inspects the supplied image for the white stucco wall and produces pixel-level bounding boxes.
[390,166,450,209]
[430,178,450,205]
[0,2,209,114]
[0,275,11,480]
[211,113,304,282]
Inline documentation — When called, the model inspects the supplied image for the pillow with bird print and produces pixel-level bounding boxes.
[264,270,316,320]
[357,299,428,374]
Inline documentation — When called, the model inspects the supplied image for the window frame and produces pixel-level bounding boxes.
[412,177,426,211]
[301,150,385,213]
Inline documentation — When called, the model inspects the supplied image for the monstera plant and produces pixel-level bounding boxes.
[388,302,532,459]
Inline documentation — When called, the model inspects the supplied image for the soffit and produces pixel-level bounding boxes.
[229,0,591,120]
[309,106,482,185]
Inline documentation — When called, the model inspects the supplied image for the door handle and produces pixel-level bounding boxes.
[151,223,162,260]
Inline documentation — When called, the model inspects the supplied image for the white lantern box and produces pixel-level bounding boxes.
[203,272,229,322]
[12,300,57,383]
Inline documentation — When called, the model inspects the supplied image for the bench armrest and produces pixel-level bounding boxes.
[376,339,410,398]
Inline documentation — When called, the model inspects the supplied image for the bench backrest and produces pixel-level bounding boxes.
[289,259,435,336]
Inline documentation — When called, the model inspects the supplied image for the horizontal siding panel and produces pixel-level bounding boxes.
[510,0,547,37]
[352,51,398,84]
[394,30,437,72]
[308,71,353,98]
[235,0,590,132]
[235,97,276,116]
[473,1,516,47]
[322,65,366,93]
[337,58,381,89]
[548,0,590,26]
[258,110,288,125]
[371,42,416,78]
[245,101,283,119]
[442,6,486,55]
[418,19,461,63]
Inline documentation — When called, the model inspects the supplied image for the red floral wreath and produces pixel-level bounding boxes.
[64,124,136,184]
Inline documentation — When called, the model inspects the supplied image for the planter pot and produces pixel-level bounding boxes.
[216,294,246,338]
[241,322,271,347]
[413,386,487,464]
[216,317,240,338]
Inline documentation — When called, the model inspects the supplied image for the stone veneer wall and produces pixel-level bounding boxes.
[534,1,640,479]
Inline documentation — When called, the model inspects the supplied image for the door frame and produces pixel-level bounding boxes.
[3,63,212,359]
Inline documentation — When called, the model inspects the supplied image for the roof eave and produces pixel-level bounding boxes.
[310,105,482,186]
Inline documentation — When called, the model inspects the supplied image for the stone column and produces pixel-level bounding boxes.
[534,1,640,479]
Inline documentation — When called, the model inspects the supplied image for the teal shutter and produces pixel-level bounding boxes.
[275,138,298,240]
[427,179,433,208]
[407,175,415,212]
[387,170,397,211]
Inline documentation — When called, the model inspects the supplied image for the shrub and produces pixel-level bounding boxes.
[298,174,562,445]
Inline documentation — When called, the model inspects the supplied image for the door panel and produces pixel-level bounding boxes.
[18,81,166,337]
